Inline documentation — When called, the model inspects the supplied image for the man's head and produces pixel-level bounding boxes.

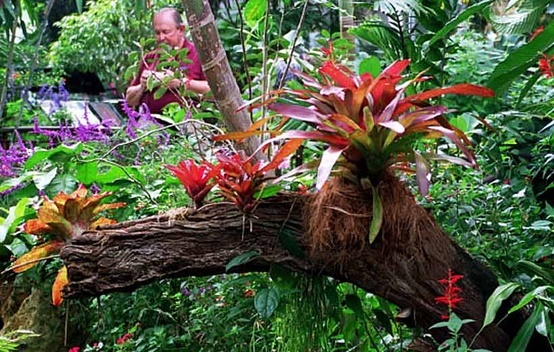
[153,8,185,48]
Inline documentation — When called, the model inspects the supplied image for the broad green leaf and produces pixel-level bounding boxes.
[95,165,145,185]
[345,294,364,316]
[254,184,281,200]
[508,302,543,352]
[483,283,520,327]
[508,286,549,314]
[49,174,78,195]
[278,228,305,259]
[25,143,83,169]
[153,86,168,100]
[369,186,383,244]
[6,236,32,257]
[427,0,494,47]
[244,0,266,28]
[254,287,280,319]
[535,305,549,337]
[487,20,554,92]
[32,168,58,190]
[76,162,99,185]
[516,260,554,285]
[358,56,381,77]
[225,250,259,272]
[487,0,549,35]
[0,198,31,243]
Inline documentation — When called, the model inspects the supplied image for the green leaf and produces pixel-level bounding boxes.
[487,0,549,35]
[49,174,78,195]
[508,302,543,352]
[487,20,554,92]
[254,287,280,319]
[32,168,58,190]
[225,250,259,272]
[535,305,549,337]
[516,260,554,285]
[427,0,494,47]
[483,283,520,327]
[269,264,299,291]
[345,294,364,316]
[358,56,381,77]
[508,286,549,314]
[369,186,383,244]
[254,184,281,200]
[76,162,99,185]
[153,86,168,100]
[0,198,31,243]
[278,228,305,259]
[75,0,83,13]
[25,143,83,169]
[244,0,267,28]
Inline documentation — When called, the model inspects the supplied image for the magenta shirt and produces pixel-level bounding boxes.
[131,40,206,113]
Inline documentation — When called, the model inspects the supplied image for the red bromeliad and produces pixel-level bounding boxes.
[435,269,464,320]
[165,160,219,208]
[214,141,302,213]
[11,185,125,306]
[225,58,493,242]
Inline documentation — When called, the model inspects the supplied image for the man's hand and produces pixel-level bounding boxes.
[141,70,186,90]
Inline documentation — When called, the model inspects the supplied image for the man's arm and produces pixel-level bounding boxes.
[125,84,145,108]
[183,77,210,95]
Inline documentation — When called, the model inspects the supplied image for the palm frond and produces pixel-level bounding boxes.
[487,0,549,34]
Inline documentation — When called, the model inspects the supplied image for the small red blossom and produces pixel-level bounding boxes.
[435,269,464,320]
[243,288,255,297]
[538,54,554,78]
[68,347,80,352]
[116,333,133,344]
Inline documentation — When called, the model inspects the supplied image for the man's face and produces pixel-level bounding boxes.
[153,12,185,48]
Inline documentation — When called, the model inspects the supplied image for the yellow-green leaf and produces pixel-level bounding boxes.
[369,186,383,244]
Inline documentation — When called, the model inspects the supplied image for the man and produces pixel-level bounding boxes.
[125,8,210,114]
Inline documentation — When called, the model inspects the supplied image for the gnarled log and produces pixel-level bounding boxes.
[61,179,548,351]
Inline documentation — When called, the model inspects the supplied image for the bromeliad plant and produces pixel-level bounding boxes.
[213,145,299,214]
[10,184,125,306]
[166,140,301,214]
[236,58,494,243]
[165,160,219,208]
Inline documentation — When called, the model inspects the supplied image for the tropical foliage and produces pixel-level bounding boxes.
[0,0,553,351]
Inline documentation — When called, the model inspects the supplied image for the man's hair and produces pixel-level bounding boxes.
[154,7,183,27]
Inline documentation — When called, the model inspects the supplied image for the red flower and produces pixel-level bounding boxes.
[166,160,218,207]
[538,54,554,78]
[68,347,80,352]
[435,269,464,319]
[116,332,134,344]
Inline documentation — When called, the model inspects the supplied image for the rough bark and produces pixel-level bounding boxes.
[182,0,262,161]
[61,180,549,351]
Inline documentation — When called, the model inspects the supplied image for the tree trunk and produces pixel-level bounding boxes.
[61,177,549,351]
[182,0,262,161]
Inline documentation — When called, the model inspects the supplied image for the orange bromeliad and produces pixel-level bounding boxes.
[11,184,125,306]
